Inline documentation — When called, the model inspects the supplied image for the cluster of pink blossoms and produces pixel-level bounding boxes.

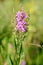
[15,10,27,32]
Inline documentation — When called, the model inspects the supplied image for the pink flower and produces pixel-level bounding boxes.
[15,21,26,32]
[21,60,26,65]
[16,11,27,22]
[21,12,27,19]
[16,11,22,22]
[15,10,27,32]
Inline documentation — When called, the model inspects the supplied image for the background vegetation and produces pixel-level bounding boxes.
[0,0,43,65]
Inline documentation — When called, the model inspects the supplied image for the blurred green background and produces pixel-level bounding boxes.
[0,0,43,65]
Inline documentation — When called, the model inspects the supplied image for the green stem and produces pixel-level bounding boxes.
[14,31,23,65]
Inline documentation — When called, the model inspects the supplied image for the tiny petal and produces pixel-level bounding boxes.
[22,12,27,18]
[21,27,25,32]
[21,60,26,65]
